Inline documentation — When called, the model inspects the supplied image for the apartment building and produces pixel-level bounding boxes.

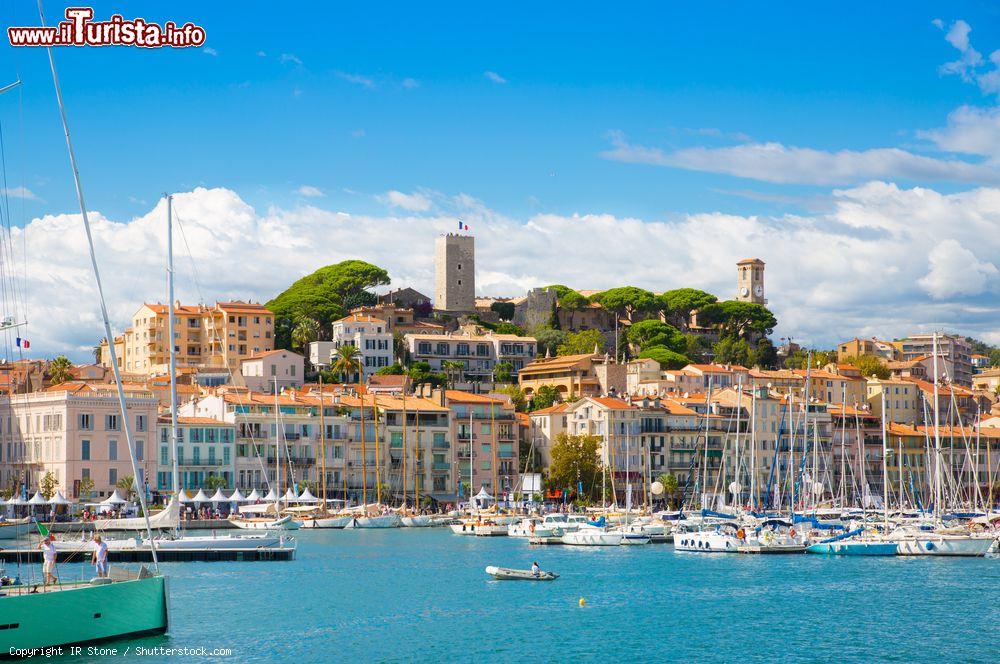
[445,390,517,498]
[155,416,236,493]
[900,333,973,386]
[518,352,618,400]
[331,314,394,378]
[99,300,274,376]
[406,331,537,383]
[0,383,158,500]
[240,349,305,392]
[836,337,901,362]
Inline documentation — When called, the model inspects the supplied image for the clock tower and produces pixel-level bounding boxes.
[736,258,766,304]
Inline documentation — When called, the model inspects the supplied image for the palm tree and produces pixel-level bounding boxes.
[331,345,363,383]
[48,355,73,385]
[441,360,465,388]
[290,316,321,352]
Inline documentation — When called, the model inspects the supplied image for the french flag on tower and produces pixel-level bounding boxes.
[457,220,470,231]
[16,337,29,349]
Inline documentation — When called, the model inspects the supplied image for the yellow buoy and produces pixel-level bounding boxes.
[578,597,586,607]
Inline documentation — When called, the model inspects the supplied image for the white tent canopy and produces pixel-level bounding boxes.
[245,488,262,502]
[28,491,48,505]
[102,489,127,505]
[263,488,278,502]
[209,488,228,503]
[49,490,71,505]
[192,489,211,503]
[297,487,318,503]
[7,495,27,506]
[177,490,193,503]
[283,488,298,502]
[473,487,494,501]
[228,488,246,503]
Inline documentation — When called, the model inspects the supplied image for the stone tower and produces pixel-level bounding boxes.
[736,258,766,304]
[434,234,476,312]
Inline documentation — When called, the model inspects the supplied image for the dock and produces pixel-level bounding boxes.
[0,546,295,562]
[48,519,236,533]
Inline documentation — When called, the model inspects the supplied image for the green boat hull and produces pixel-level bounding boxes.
[0,575,168,652]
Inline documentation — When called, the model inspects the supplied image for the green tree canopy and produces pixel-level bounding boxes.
[48,355,73,385]
[557,329,605,356]
[498,384,527,412]
[638,347,691,370]
[408,361,446,388]
[784,349,837,370]
[490,301,516,321]
[494,361,515,383]
[530,385,562,411]
[655,473,680,508]
[846,354,890,379]
[266,260,390,349]
[494,322,526,336]
[531,326,567,356]
[682,334,713,364]
[697,300,777,339]
[206,475,228,491]
[589,286,658,322]
[625,319,685,354]
[659,288,718,328]
[712,337,756,367]
[548,433,602,500]
[375,363,406,375]
[290,315,320,353]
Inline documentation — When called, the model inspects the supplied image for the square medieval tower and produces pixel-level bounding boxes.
[434,233,475,312]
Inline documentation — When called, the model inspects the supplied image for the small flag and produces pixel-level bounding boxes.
[457,220,469,231]
[15,337,29,349]
[36,520,49,538]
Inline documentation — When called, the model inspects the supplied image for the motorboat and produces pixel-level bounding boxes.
[0,517,32,540]
[401,515,433,527]
[299,514,354,529]
[346,513,402,528]
[887,526,994,557]
[561,525,622,546]
[508,517,563,538]
[673,522,742,553]
[229,514,301,530]
[145,532,288,550]
[485,565,558,581]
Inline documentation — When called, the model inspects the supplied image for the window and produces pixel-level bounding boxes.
[290,365,296,377]
[105,414,119,431]
[78,413,93,430]
[161,446,168,465]
[136,440,144,461]
[81,439,91,461]
[193,447,201,464]
[109,468,117,486]
[108,440,117,461]
[136,415,147,433]
[418,342,431,354]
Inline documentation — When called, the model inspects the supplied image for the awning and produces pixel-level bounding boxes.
[228,488,247,503]
[297,487,318,503]
[209,488,228,503]
[28,491,48,505]
[245,488,262,502]
[263,488,278,502]
[177,490,193,503]
[101,490,127,505]
[191,489,211,503]
[283,488,298,502]
[49,491,71,505]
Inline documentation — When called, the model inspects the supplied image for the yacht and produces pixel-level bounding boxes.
[561,525,623,546]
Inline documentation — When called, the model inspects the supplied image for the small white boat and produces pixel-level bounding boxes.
[485,565,558,581]
[401,515,432,527]
[229,514,301,530]
[889,530,994,557]
[299,514,354,529]
[145,532,287,550]
[0,517,32,540]
[346,514,402,529]
[51,536,140,553]
[561,526,622,547]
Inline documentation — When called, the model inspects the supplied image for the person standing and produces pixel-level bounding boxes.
[91,534,109,578]
[39,534,58,585]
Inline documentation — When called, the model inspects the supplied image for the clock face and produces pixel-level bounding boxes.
[754,285,763,296]
[740,287,749,297]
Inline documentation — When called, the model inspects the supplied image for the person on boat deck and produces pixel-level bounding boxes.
[531,561,540,577]
[91,534,109,578]
[39,533,58,585]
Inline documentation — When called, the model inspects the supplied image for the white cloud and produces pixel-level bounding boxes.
[336,71,376,90]
[936,19,1000,97]
[295,185,324,198]
[1,186,39,201]
[918,239,999,299]
[379,190,432,211]
[279,53,302,66]
[257,50,267,57]
[600,131,1000,185]
[18,183,1000,358]
[918,105,1000,158]
[203,47,218,57]
[484,71,507,84]
[402,78,420,89]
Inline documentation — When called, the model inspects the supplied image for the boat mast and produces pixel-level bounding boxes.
[401,391,408,508]
[414,397,421,509]
[880,390,889,533]
[803,349,812,513]
[932,333,942,519]
[468,409,473,509]
[319,375,327,509]
[491,398,498,507]
[39,0,158,565]
[750,384,757,512]
[274,377,281,511]
[360,392,367,507]
[375,400,382,505]
[167,195,180,507]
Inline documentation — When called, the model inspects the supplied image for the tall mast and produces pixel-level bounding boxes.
[167,195,179,503]
[468,409,474,508]
[401,391,408,508]
[375,400,382,505]
[749,384,757,512]
[360,393,367,506]
[39,0,158,566]
[319,375,327,508]
[274,377,281,510]
[932,333,942,518]
[880,390,889,532]
[804,349,812,513]
[491,398,498,506]
[414,395,421,509]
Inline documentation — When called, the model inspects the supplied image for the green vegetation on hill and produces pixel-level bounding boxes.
[267,260,390,350]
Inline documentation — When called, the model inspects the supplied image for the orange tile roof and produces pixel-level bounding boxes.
[530,403,570,415]
[519,353,597,374]
[156,415,230,425]
[240,349,301,362]
[445,390,504,404]
[589,396,635,410]
[334,314,386,324]
[215,301,272,313]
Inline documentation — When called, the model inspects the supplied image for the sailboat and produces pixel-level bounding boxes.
[346,396,401,528]
[0,7,168,648]
[299,381,354,529]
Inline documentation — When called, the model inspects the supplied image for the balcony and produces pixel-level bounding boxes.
[265,456,316,465]
[431,441,450,450]
[433,462,450,471]
[179,459,227,467]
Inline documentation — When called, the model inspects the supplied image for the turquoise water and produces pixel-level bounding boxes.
[35,530,1000,662]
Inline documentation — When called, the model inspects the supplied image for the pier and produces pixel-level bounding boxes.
[0,546,296,563]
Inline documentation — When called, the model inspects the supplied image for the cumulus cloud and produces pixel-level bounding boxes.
[936,19,1000,96]
[1,186,39,201]
[295,185,324,198]
[401,78,420,89]
[918,105,1000,158]
[379,190,432,211]
[484,71,507,84]
[336,71,376,90]
[600,131,1000,185]
[918,239,999,299]
[16,183,1000,359]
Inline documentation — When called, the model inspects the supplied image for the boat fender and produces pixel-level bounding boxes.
[789,528,796,539]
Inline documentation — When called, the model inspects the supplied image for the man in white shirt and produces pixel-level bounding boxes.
[39,534,58,585]
[91,534,109,578]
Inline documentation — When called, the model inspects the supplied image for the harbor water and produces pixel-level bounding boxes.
[19,529,999,662]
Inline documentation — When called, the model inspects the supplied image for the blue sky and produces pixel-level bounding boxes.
[1,1,998,221]
[4,2,1000,357]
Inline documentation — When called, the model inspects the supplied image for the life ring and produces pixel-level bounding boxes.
[736,528,746,540]
[529,523,536,534]
[789,528,797,538]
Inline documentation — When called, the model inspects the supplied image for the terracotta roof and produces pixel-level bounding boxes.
[336,394,450,412]
[658,399,701,416]
[445,390,505,404]
[737,258,765,265]
[334,314,386,324]
[588,396,635,410]
[142,303,202,315]
[156,415,230,425]
[530,403,570,415]
[367,374,409,386]
[685,363,748,373]
[519,353,597,375]
[240,349,301,362]
[215,301,272,314]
